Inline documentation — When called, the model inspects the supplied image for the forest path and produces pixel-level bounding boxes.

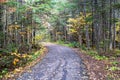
[17,43,88,80]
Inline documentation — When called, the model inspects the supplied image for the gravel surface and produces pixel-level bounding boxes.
[17,43,88,80]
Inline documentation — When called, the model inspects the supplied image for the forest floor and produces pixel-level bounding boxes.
[74,48,120,80]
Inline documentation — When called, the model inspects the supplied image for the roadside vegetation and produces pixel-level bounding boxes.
[0,44,46,79]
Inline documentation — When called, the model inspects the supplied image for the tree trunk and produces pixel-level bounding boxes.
[78,34,82,46]
[0,4,3,47]
[3,5,7,47]
[93,0,100,53]
[83,0,90,49]
[109,0,113,50]
[113,0,116,50]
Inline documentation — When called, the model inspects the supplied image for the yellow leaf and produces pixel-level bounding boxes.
[13,58,19,65]
[14,69,21,72]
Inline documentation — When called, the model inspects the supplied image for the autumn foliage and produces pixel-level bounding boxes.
[0,0,7,3]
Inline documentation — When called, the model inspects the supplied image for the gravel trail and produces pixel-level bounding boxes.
[17,43,88,80]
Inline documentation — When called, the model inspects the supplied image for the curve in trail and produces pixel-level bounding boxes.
[17,43,88,80]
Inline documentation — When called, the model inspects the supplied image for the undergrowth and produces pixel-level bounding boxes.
[57,40,120,60]
[0,43,45,79]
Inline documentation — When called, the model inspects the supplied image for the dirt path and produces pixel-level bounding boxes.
[17,43,88,80]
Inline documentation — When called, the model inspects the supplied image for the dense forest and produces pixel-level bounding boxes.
[48,0,120,53]
[1,0,120,52]
[0,0,120,79]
